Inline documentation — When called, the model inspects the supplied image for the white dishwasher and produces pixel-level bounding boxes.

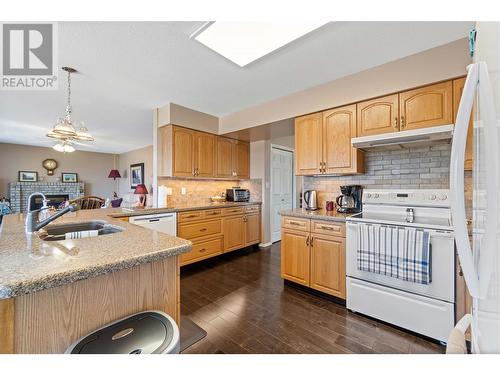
[128,213,177,236]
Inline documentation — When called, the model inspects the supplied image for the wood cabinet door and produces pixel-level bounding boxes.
[280,229,310,286]
[223,215,245,252]
[216,137,235,178]
[245,213,261,245]
[234,141,250,179]
[356,94,399,137]
[172,126,195,177]
[399,80,453,131]
[323,104,364,174]
[294,113,323,175]
[453,77,473,171]
[194,132,216,177]
[310,234,346,299]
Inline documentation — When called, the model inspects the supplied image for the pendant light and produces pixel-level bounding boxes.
[47,67,94,152]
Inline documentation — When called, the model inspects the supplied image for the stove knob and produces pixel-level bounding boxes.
[366,193,372,198]
[439,193,448,200]
[429,194,437,200]
[373,193,379,198]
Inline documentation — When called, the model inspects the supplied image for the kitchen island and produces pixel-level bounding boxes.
[0,208,192,354]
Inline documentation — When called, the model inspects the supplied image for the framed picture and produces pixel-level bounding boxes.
[18,171,38,182]
[61,172,78,183]
[130,163,144,189]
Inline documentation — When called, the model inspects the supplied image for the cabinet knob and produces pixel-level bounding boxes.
[306,235,309,246]
[394,117,398,129]
[400,116,406,129]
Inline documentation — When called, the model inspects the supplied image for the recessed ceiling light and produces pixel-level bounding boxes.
[192,22,327,67]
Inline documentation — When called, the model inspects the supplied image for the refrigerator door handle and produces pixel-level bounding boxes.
[450,63,480,297]
[476,62,499,297]
[450,62,499,299]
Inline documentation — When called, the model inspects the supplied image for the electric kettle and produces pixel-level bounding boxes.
[303,190,318,211]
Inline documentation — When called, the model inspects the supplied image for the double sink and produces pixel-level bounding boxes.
[38,220,123,241]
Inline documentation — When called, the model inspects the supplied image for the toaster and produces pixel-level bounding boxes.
[226,188,250,202]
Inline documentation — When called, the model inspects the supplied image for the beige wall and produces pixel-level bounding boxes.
[0,143,116,199]
[219,39,471,133]
[117,145,153,196]
[157,103,219,133]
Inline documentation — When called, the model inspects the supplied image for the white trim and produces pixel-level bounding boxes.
[259,242,273,248]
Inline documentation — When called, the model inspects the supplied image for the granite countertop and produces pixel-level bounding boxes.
[0,208,192,300]
[279,208,353,222]
[109,201,262,218]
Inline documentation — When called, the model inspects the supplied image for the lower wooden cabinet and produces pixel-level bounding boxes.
[181,236,223,265]
[310,234,346,298]
[178,205,261,265]
[223,215,246,252]
[281,216,346,299]
[245,213,261,246]
[281,229,310,286]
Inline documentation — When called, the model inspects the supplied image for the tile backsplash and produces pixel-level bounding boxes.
[303,141,454,207]
[157,177,262,207]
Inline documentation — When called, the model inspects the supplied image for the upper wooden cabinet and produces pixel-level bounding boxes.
[295,112,323,175]
[215,137,250,179]
[234,141,250,179]
[399,80,453,131]
[357,94,399,137]
[323,104,364,174]
[216,137,234,178]
[194,132,216,177]
[295,108,364,176]
[159,125,250,179]
[171,126,195,177]
[453,77,473,171]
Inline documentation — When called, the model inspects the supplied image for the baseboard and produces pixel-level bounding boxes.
[259,242,273,248]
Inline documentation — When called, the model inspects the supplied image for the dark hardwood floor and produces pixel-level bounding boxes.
[180,242,445,354]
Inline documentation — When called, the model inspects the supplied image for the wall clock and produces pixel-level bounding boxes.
[42,159,58,175]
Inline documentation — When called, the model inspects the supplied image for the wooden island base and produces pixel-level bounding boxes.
[0,256,180,354]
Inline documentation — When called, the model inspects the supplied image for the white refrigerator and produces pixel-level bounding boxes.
[450,22,500,353]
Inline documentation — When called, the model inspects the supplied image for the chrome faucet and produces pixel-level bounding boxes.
[25,192,79,233]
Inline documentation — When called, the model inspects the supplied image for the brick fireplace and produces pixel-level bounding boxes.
[9,182,85,213]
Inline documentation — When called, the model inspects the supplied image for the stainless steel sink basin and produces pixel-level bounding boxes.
[38,220,123,241]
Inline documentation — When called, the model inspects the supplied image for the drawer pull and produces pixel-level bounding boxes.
[207,212,219,215]
[289,221,302,226]
[199,228,207,232]
[185,214,198,218]
[199,248,206,253]
[320,225,338,231]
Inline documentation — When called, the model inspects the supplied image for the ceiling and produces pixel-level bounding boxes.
[0,21,473,153]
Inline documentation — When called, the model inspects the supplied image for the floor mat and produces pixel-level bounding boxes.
[180,316,207,352]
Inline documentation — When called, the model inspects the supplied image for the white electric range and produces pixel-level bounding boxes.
[346,189,455,343]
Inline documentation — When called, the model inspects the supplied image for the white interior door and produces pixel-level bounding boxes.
[271,147,294,243]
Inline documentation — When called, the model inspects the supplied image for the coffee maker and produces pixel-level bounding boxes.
[336,185,362,213]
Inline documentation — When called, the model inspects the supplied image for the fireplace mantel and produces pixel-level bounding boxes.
[9,181,84,213]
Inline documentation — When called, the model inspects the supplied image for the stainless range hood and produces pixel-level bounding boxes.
[351,124,454,150]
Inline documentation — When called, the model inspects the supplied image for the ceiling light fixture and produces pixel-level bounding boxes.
[46,67,94,152]
[191,21,327,67]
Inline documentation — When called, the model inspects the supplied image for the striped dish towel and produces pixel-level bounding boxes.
[357,223,432,284]
[65,230,99,239]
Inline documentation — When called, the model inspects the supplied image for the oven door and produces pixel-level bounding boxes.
[346,222,455,303]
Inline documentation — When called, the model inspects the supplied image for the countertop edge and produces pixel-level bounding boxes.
[0,240,192,300]
[110,201,262,218]
[279,209,350,223]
